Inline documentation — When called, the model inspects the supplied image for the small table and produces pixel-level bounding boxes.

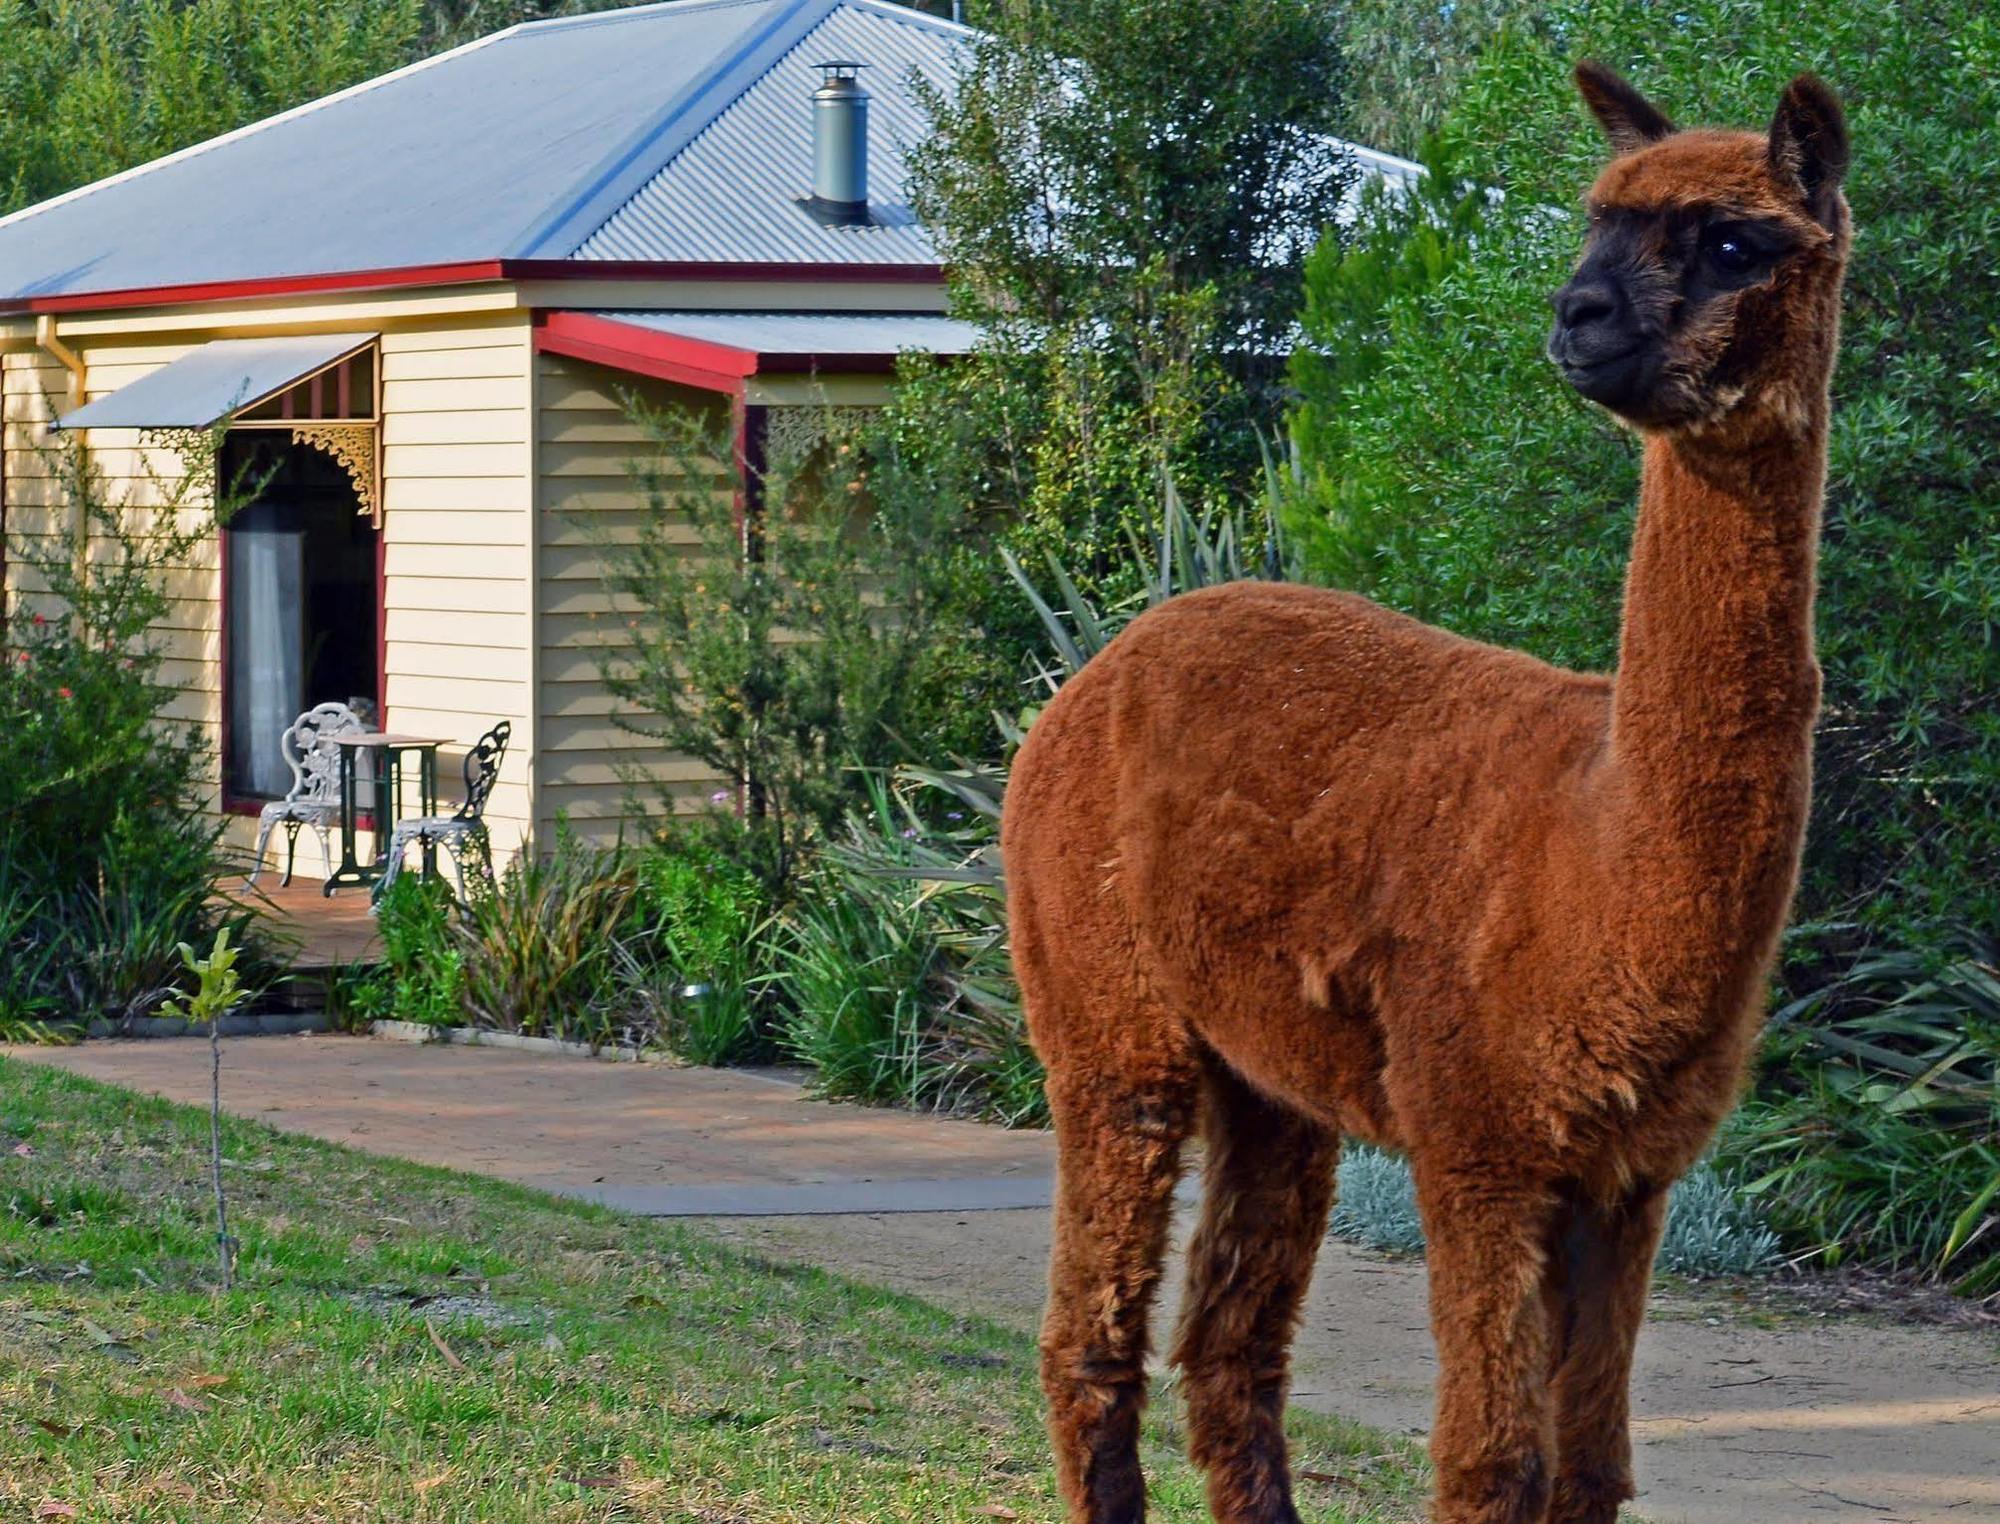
[323,731,446,895]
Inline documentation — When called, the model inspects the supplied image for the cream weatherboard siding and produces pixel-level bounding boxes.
[379,317,536,862]
[532,351,731,844]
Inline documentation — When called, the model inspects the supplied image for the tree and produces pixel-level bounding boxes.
[1334,0,1548,157]
[0,0,426,216]
[896,0,1355,588]
[596,410,974,903]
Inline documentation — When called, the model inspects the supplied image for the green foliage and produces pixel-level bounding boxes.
[0,437,264,1029]
[596,407,976,905]
[1728,930,2000,1291]
[1286,139,1496,588]
[362,875,466,1029]
[781,776,1044,1124]
[456,835,645,1047]
[158,925,245,1029]
[1287,0,2000,947]
[776,861,942,1110]
[630,828,771,1065]
[356,830,778,1064]
[911,0,1352,359]
[1335,0,1544,156]
[893,0,1356,609]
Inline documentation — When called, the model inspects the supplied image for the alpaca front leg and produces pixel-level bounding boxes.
[1171,1062,1337,1524]
[1417,1167,1559,1524]
[1041,1070,1196,1524]
[1545,1183,1668,1523]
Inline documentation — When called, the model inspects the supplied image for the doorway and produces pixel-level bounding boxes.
[220,433,380,802]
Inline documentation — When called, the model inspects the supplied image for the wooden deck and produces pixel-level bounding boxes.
[222,878,381,970]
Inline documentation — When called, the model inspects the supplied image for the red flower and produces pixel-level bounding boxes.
[31,613,45,626]
[57,686,73,699]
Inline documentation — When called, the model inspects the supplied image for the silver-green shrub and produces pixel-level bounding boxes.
[1328,1148,1779,1278]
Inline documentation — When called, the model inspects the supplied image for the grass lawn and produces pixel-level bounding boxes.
[0,1056,1429,1522]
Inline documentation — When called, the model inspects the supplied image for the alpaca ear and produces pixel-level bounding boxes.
[1574,60,1675,154]
[1769,73,1849,231]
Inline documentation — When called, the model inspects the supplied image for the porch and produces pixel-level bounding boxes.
[235,878,382,971]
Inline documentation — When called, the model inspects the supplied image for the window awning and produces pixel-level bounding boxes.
[55,333,377,431]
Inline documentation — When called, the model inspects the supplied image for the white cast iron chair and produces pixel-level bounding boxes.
[247,701,364,887]
[374,720,512,905]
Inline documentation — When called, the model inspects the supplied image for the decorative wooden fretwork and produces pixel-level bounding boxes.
[765,404,875,467]
[289,422,381,525]
[137,427,220,502]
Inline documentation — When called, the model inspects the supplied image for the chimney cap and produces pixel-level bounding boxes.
[806,57,871,225]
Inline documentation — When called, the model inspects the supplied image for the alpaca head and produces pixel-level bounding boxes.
[1548,63,1850,435]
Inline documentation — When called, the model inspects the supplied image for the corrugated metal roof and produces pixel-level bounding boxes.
[0,0,873,299]
[54,334,377,429]
[590,309,981,356]
[575,3,958,265]
[0,0,1416,304]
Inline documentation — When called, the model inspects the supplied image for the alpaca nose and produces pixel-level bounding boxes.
[1552,276,1623,334]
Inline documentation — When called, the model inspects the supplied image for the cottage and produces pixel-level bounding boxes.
[0,0,1415,869]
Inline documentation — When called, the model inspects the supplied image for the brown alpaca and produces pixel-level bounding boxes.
[1001,64,1851,1524]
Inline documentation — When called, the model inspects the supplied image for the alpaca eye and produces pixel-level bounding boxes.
[1704,228,1760,275]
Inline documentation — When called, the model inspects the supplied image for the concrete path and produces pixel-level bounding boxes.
[7,1032,1053,1214]
[10,1035,1998,1524]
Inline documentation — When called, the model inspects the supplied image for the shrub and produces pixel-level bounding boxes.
[361,875,466,1029]
[1657,1163,1782,1279]
[356,827,783,1064]
[596,407,976,907]
[0,437,264,1032]
[630,829,772,1065]
[1330,1146,1426,1255]
[458,836,645,1048]
[1328,1147,1780,1278]
[785,775,1046,1124]
[1727,931,1999,1292]
[776,868,940,1109]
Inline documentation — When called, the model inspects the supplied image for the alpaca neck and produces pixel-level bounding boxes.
[1604,418,1825,920]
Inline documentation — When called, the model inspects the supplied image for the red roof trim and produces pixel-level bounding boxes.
[0,258,944,316]
[532,310,910,388]
[534,310,750,397]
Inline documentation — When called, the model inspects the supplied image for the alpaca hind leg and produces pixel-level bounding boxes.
[1171,1060,1337,1524]
[1543,1183,1667,1524]
[1416,1163,1561,1524]
[1040,1060,1198,1524]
